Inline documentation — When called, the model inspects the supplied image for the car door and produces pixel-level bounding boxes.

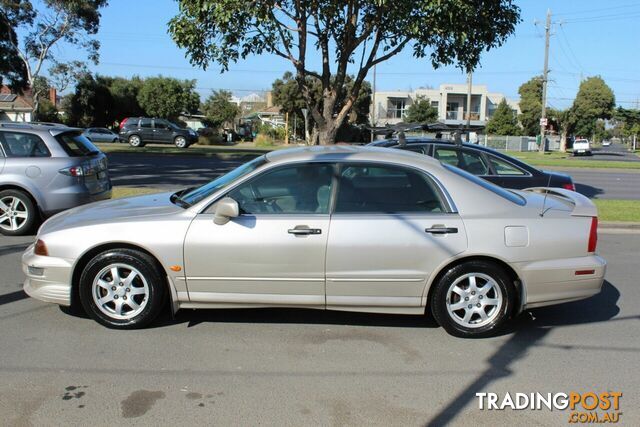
[325,162,467,312]
[0,142,5,174]
[183,162,335,306]
[152,120,173,144]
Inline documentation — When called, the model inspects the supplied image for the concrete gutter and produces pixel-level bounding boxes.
[599,221,640,234]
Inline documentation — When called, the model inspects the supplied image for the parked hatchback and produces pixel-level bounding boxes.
[0,123,111,236]
[118,117,198,148]
[83,127,119,143]
[369,138,575,191]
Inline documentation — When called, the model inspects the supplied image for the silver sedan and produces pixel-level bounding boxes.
[22,146,606,337]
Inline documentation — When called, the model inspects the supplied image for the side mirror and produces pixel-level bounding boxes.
[214,197,239,225]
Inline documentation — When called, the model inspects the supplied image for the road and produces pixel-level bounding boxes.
[1,232,638,425]
[575,142,640,163]
[107,152,640,200]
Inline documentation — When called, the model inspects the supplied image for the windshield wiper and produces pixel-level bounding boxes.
[170,191,191,209]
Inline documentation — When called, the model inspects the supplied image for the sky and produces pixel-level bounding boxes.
[46,0,640,110]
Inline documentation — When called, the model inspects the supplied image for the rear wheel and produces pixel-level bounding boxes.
[79,249,166,329]
[0,190,36,236]
[430,260,515,338]
[174,136,188,148]
[128,135,144,147]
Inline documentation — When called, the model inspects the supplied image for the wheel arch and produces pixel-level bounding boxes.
[424,255,524,317]
[70,241,174,311]
[0,183,42,215]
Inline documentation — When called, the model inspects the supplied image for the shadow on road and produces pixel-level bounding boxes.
[425,280,621,426]
[0,290,28,306]
[0,243,29,257]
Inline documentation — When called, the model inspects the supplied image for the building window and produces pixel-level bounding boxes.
[431,101,439,109]
[446,102,459,120]
[387,99,407,119]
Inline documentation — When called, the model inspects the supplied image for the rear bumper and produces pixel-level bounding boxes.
[516,255,606,309]
[22,245,73,306]
[41,187,111,217]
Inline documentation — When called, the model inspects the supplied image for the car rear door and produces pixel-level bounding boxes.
[325,162,467,312]
[183,162,334,306]
[483,152,533,189]
[138,118,154,142]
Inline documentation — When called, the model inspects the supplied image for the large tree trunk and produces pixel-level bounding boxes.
[317,122,338,145]
[559,128,568,152]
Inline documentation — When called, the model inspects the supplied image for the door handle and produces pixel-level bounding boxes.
[425,226,458,234]
[288,226,322,235]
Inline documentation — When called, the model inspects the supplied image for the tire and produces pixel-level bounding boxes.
[0,189,37,236]
[174,136,188,148]
[430,260,515,338]
[128,135,144,147]
[79,249,167,329]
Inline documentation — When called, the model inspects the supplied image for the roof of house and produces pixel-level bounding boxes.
[0,87,33,112]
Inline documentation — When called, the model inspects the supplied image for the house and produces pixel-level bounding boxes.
[242,106,285,128]
[0,86,33,122]
[373,83,519,128]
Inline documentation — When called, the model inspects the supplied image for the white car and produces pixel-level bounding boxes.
[573,139,592,156]
[22,146,606,337]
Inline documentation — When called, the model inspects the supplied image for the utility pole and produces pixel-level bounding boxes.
[539,9,551,153]
[371,62,377,142]
[466,70,472,141]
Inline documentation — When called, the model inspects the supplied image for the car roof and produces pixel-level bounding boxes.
[0,122,81,136]
[264,145,442,168]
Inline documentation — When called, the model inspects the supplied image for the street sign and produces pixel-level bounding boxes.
[540,117,548,127]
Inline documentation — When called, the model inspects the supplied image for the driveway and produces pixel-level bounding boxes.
[0,232,637,425]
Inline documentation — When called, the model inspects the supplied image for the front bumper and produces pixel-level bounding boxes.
[517,255,606,309]
[22,244,74,306]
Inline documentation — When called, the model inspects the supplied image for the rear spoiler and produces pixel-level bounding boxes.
[523,187,597,217]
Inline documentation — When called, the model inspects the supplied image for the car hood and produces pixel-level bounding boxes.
[40,191,184,234]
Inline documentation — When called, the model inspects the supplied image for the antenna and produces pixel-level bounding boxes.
[539,173,553,217]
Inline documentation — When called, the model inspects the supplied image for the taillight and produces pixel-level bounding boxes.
[58,166,84,177]
[34,239,48,256]
[562,182,576,191]
[588,217,598,253]
[119,118,128,130]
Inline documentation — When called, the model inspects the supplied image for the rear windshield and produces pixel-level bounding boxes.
[55,131,101,157]
[443,164,526,206]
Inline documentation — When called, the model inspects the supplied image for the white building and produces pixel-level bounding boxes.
[373,83,519,128]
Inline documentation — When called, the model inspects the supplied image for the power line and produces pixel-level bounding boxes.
[555,2,640,17]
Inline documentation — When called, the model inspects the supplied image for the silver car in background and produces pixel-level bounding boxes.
[82,127,119,143]
[0,123,112,236]
[22,146,605,337]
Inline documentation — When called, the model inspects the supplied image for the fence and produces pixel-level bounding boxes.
[480,135,561,152]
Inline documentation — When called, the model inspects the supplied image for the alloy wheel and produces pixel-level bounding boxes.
[92,263,150,320]
[0,196,29,232]
[445,272,503,328]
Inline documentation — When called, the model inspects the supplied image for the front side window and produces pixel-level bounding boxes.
[488,155,526,175]
[434,147,489,175]
[154,120,169,129]
[0,132,50,157]
[335,163,445,213]
[228,163,334,214]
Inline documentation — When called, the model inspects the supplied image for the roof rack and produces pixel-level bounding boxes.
[0,122,34,129]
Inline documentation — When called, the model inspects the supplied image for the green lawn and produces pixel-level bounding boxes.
[512,151,640,170]
[593,199,640,222]
[95,141,290,158]
[112,186,640,223]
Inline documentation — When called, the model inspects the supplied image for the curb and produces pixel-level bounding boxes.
[598,221,640,234]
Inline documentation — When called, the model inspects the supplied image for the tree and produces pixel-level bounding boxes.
[570,76,615,138]
[170,1,520,145]
[202,90,240,128]
[0,0,109,116]
[0,0,28,90]
[404,96,438,124]
[517,76,542,136]
[137,76,200,120]
[105,76,144,122]
[62,73,113,127]
[485,98,520,135]
[48,60,89,92]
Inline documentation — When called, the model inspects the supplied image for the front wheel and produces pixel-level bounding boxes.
[174,136,188,148]
[79,249,166,329]
[430,260,515,338]
[0,189,37,236]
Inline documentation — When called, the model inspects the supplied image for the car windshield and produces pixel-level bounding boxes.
[178,156,268,206]
[443,163,526,206]
[55,131,101,157]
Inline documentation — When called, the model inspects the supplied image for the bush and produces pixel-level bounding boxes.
[254,133,277,147]
[197,133,226,145]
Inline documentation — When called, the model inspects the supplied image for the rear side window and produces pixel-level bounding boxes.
[0,132,50,157]
[444,164,526,206]
[488,155,526,176]
[434,147,489,175]
[335,163,445,213]
[55,132,101,157]
[139,119,152,128]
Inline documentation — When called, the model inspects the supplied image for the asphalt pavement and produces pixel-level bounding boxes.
[1,232,638,425]
[573,142,640,162]
[107,150,640,200]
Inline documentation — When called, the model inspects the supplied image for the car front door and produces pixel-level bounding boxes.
[325,162,467,312]
[183,162,334,306]
[153,120,173,144]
